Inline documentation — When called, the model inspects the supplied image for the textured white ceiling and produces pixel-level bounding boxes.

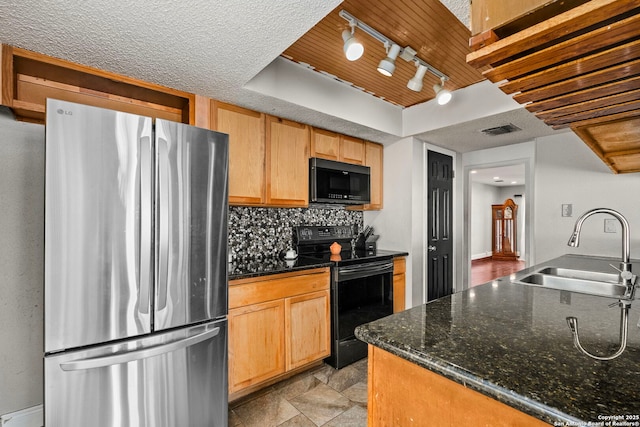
[470,164,526,187]
[415,108,571,153]
[439,0,471,28]
[0,0,340,100]
[0,0,565,150]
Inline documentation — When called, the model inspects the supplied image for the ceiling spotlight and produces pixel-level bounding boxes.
[338,10,450,102]
[407,64,428,92]
[342,26,363,61]
[377,43,401,76]
[434,77,452,105]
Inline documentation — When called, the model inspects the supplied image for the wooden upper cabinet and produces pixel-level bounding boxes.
[1,44,193,124]
[211,101,266,205]
[340,135,366,165]
[311,127,365,165]
[363,141,383,210]
[265,116,310,207]
[310,128,340,161]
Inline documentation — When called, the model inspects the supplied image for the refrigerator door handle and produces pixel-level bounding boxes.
[156,135,170,311]
[59,327,220,372]
[139,122,153,316]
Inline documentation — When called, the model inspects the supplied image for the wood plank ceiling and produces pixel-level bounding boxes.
[466,0,640,173]
[283,0,485,107]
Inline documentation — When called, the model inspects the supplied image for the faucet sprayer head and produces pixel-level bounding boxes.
[567,231,580,247]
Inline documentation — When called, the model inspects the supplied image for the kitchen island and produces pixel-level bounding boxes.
[355,255,640,427]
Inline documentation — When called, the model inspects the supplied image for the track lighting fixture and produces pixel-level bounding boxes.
[342,25,363,61]
[377,43,401,77]
[338,10,452,105]
[407,64,428,92]
[433,77,452,105]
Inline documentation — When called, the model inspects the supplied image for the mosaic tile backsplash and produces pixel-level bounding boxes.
[228,206,363,262]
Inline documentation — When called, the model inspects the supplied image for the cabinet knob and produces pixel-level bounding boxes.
[428,245,436,252]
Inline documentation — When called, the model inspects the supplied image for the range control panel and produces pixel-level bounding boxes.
[294,225,354,243]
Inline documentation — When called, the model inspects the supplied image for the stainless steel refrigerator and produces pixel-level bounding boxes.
[44,99,229,426]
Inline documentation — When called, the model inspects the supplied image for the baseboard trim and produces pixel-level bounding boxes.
[1,405,43,427]
[471,252,492,261]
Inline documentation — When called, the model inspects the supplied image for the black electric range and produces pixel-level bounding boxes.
[294,225,395,369]
[293,225,393,266]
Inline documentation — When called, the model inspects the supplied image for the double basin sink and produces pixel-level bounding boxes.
[514,266,631,299]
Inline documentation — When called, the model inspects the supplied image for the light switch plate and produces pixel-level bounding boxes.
[604,218,617,233]
[562,204,572,217]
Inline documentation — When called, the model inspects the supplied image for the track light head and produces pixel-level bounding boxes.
[342,28,363,61]
[377,44,401,77]
[433,77,452,105]
[407,64,428,92]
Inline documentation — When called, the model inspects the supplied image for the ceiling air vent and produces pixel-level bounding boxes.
[480,123,521,136]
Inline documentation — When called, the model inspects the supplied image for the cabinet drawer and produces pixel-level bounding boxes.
[229,268,330,309]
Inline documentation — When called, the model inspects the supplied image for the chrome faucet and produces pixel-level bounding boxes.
[566,208,636,360]
[568,208,635,297]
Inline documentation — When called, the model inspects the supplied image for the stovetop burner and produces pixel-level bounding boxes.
[293,225,391,266]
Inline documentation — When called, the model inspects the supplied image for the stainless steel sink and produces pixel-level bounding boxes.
[515,267,628,298]
[535,267,620,284]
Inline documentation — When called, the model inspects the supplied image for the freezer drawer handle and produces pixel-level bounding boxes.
[59,327,220,371]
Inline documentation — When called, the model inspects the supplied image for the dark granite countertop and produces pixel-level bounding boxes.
[355,254,640,426]
[229,249,408,280]
[228,256,331,281]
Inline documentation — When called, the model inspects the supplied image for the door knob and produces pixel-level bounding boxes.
[428,245,436,251]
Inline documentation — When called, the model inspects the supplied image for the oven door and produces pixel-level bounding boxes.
[328,259,393,368]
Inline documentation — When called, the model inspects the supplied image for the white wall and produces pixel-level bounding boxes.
[365,137,458,307]
[403,80,522,136]
[470,182,499,259]
[364,137,416,306]
[0,108,44,415]
[534,133,640,263]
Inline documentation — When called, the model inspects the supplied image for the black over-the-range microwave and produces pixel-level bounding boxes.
[309,157,371,205]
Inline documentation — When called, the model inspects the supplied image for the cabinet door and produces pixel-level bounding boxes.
[265,116,310,207]
[228,300,285,394]
[364,141,383,210]
[393,257,406,313]
[212,102,266,205]
[340,135,366,165]
[311,128,340,161]
[285,290,330,371]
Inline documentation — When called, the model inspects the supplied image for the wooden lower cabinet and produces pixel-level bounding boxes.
[228,300,285,393]
[392,257,406,313]
[228,268,330,398]
[367,345,551,426]
[285,290,330,371]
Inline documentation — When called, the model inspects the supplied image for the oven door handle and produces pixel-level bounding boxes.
[336,260,394,282]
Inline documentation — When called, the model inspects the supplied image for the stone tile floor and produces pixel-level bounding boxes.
[229,358,368,427]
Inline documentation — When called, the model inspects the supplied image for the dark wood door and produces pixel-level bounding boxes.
[427,151,453,301]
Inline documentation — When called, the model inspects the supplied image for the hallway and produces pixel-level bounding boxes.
[471,257,525,287]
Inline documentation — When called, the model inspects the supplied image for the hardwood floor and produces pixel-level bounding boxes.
[471,257,525,287]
